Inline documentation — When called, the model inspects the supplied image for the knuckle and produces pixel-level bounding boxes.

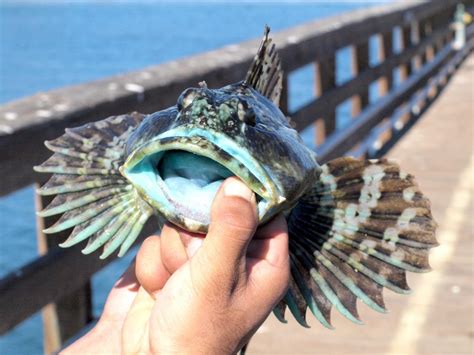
[142,235,159,248]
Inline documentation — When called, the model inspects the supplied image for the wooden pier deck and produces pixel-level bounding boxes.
[249,54,474,354]
[1,2,473,353]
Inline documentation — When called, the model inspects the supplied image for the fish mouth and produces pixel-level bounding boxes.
[121,127,284,233]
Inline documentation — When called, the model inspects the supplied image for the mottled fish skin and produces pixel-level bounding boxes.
[125,82,320,225]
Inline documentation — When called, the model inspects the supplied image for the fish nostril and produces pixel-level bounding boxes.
[238,107,256,126]
[236,100,256,126]
[177,88,198,111]
[243,108,256,126]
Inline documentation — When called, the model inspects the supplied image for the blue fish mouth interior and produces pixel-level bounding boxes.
[122,131,281,232]
[157,150,237,214]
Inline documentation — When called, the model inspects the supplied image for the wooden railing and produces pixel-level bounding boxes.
[1,1,473,353]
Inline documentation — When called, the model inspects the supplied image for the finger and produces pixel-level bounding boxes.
[82,260,139,353]
[247,227,289,269]
[136,236,170,295]
[246,214,289,308]
[121,286,155,354]
[100,260,140,320]
[190,177,258,294]
[178,229,205,257]
[254,214,288,240]
[165,223,206,258]
[246,230,290,310]
[248,214,288,268]
[160,223,188,274]
[199,177,258,274]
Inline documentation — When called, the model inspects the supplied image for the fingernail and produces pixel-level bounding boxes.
[224,178,253,201]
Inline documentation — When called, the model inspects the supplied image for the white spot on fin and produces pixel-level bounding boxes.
[403,187,416,202]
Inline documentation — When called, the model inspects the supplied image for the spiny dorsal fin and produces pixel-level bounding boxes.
[245,25,283,106]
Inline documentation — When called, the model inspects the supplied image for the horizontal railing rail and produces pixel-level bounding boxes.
[291,24,452,131]
[0,0,466,196]
[1,1,473,353]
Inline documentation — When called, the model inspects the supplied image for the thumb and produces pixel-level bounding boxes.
[195,177,258,288]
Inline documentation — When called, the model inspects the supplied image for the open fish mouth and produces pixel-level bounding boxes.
[121,127,284,232]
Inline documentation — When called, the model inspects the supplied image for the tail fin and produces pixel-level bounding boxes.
[280,157,437,327]
[34,112,154,259]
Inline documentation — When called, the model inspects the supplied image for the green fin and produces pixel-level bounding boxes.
[244,25,283,106]
[272,300,288,323]
[281,157,437,328]
[34,112,154,258]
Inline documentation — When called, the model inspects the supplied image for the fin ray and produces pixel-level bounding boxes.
[245,26,283,106]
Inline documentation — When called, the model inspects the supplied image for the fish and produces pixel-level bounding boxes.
[34,27,437,328]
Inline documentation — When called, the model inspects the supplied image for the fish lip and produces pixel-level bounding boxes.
[122,127,284,224]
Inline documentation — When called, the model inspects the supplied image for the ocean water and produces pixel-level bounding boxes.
[0,1,381,353]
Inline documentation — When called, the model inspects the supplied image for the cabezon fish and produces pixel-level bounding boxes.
[34,27,437,328]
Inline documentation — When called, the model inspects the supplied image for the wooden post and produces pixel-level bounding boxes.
[419,17,434,63]
[315,56,337,144]
[376,30,394,152]
[351,40,370,116]
[414,16,434,114]
[431,12,447,54]
[379,31,394,95]
[411,22,422,71]
[35,186,93,355]
[400,24,414,81]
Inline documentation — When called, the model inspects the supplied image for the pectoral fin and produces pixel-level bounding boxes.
[34,112,154,259]
[282,157,437,328]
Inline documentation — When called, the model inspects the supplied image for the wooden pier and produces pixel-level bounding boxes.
[250,52,474,355]
[0,1,473,353]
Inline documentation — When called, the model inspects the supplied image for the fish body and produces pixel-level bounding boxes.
[35,27,437,328]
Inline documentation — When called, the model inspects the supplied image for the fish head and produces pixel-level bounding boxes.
[121,81,319,233]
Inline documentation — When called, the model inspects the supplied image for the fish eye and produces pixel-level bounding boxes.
[177,88,198,111]
[236,100,256,127]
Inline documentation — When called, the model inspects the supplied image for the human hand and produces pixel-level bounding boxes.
[62,177,290,354]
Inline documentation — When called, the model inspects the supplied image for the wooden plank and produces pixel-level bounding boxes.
[0,219,158,335]
[351,40,370,116]
[315,56,337,141]
[291,26,451,131]
[316,42,453,163]
[36,190,93,354]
